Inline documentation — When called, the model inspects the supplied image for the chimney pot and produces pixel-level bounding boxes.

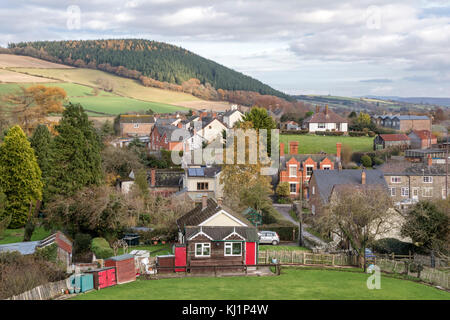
[289,141,299,155]
[361,170,366,185]
[336,142,342,160]
[150,169,156,187]
[202,194,208,210]
[427,154,432,166]
[280,143,285,157]
[217,197,223,206]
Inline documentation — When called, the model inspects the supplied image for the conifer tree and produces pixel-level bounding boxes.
[0,125,43,228]
[47,103,103,198]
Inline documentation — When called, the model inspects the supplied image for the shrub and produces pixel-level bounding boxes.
[361,155,372,167]
[276,182,290,199]
[91,237,114,259]
[281,129,309,135]
[34,243,58,263]
[0,215,11,240]
[349,131,367,137]
[372,157,384,166]
[259,223,299,241]
[368,131,376,137]
[343,162,359,169]
[261,207,279,225]
[315,131,345,136]
[371,238,417,255]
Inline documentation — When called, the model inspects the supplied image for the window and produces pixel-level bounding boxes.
[224,242,242,256]
[289,165,297,177]
[412,188,419,197]
[390,187,396,197]
[318,123,326,129]
[312,186,315,195]
[133,123,139,129]
[306,166,314,177]
[195,243,211,257]
[322,165,331,170]
[423,176,433,183]
[391,176,401,183]
[290,183,297,194]
[401,187,409,197]
[197,182,209,191]
[422,187,433,197]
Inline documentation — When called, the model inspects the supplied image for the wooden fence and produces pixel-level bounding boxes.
[258,251,358,266]
[6,278,71,300]
[376,258,449,290]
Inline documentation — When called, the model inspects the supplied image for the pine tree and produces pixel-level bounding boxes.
[0,125,43,228]
[47,103,103,198]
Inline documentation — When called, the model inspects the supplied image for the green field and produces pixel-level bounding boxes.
[71,268,450,300]
[0,82,186,115]
[280,134,374,154]
[0,226,51,245]
[8,67,200,104]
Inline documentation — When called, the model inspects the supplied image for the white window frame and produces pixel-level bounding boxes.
[412,188,419,197]
[401,187,409,197]
[289,183,297,194]
[224,242,242,257]
[390,187,396,197]
[306,165,314,177]
[318,123,326,129]
[312,186,315,195]
[289,165,297,177]
[423,176,433,183]
[133,123,139,129]
[195,243,211,257]
[422,187,433,198]
[391,176,401,184]
[322,165,331,170]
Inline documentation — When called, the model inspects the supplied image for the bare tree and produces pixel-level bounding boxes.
[319,185,394,271]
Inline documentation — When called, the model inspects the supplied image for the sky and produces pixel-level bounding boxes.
[1,0,450,97]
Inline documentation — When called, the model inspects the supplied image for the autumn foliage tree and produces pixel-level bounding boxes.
[0,85,66,135]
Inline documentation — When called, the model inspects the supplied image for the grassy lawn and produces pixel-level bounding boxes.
[280,134,374,154]
[71,268,450,300]
[0,225,52,245]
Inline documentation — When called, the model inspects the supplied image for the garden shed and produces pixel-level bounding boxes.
[104,254,136,284]
[86,267,116,290]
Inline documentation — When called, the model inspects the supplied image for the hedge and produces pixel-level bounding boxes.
[371,238,418,255]
[348,131,367,137]
[315,131,345,136]
[259,224,299,241]
[91,237,114,259]
[281,129,309,135]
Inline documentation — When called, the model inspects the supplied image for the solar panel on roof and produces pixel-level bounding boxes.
[188,168,197,176]
[195,168,204,176]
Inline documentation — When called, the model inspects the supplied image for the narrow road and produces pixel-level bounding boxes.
[272,204,329,248]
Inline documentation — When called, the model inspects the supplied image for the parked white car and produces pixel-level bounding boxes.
[258,231,280,245]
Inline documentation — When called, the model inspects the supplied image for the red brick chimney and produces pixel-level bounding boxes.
[202,194,208,210]
[325,105,329,115]
[289,141,299,155]
[316,105,320,113]
[150,169,156,187]
[280,143,285,156]
[361,170,366,185]
[336,142,342,160]
[427,154,432,166]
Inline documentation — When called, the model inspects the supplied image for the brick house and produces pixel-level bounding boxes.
[149,123,187,151]
[302,106,348,133]
[278,141,339,198]
[373,134,410,150]
[377,155,449,210]
[408,130,438,149]
[371,115,431,132]
[118,115,155,137]
[182,166,224,202]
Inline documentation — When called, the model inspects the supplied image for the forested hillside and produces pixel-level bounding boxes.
[8,39,291,101]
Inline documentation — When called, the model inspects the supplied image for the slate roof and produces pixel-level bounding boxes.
[313,169,387,203]
[303,108,348,124]
[373,115,430,121]
[176,198,251,228]
[376,160,449,176]
[187,166,221,178]
[410,130,437,140]
[105,253,134,261]
[149,170,184,187]
[154,124,186,142]
[120,115,155,123]
[185,226,259,242]
[0,241,41,255]
[379,134,410,141]
[223,109,242,117]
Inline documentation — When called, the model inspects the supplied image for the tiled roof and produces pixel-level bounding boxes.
[120,115,155,123]
[373,115,430,121]
[376,160,449,176]
[176,198,251,228]
[313,169,387,203]
[185,226,259,242]
[410,130,437,140]
[280,154,337,170]
[154,124,187,142]
[379,134,410,141]
[303,108,348,124]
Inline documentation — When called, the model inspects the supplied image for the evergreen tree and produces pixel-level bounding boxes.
[29,124,52,182]
[0,125,43,228]
[47,103,103,198]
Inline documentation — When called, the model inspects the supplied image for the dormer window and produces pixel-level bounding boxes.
[306,165,314,177]
[289,165,297,177]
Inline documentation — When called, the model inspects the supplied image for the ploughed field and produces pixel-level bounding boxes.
[71,268,450,300]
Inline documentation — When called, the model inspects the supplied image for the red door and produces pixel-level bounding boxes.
[175,246,186,272]
[98,271,107,289]
[107,268,116,286]
[245,242,256,265]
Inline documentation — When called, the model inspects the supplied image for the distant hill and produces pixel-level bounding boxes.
[364,96,450,107]
[8,39,291,101]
